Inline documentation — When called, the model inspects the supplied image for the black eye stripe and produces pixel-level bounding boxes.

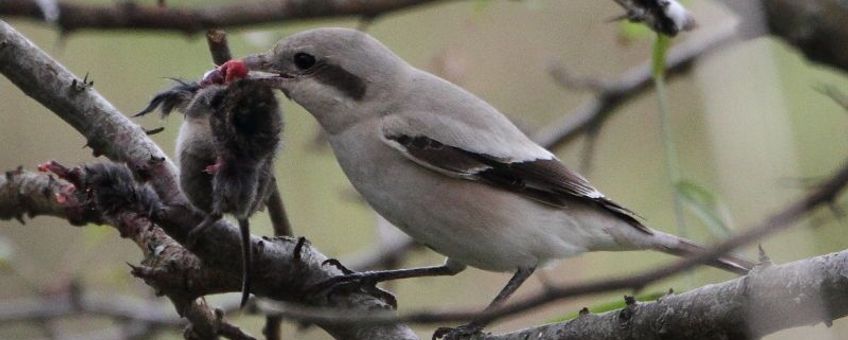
[312,63,367,101]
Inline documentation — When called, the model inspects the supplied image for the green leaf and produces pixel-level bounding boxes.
[652,33,671,78]
[675,180,735,238]
[548,291,666,323]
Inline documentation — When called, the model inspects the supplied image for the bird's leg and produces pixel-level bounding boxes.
[185,212,223,249]
[434,267,535,340]
[309,258,466,295]
[237,218,253,308]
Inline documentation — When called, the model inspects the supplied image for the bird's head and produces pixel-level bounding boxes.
[241,28,411,133]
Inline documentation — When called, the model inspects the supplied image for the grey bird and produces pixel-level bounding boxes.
[137,77,282,308]
[239,27,750,337]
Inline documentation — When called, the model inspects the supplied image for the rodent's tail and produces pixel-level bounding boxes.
[238,218,253,309]
[652,231,754,275]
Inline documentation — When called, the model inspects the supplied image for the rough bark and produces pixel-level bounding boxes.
[487,250,848,340]
[0,20,417,340]
[0,0,450,34]
[763,0,848,74]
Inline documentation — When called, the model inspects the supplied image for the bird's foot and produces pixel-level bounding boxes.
[432,323,484,340]
[307,260,364,294]
[305,260,397,307]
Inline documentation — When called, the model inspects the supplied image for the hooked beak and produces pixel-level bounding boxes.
[242,53,292,95]
[242,53,292,78]
[241,53,271,72]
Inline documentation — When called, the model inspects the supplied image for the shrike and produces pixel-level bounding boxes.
[227,27,750,337]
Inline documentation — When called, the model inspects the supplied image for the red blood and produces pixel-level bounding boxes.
[204,159,222,174]
[220,59,248,83]
[200,59,248,86]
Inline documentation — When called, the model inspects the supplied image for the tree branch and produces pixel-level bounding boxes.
[0,0,451,34]
[762,0,848,73]
[531,25,738,149]
[0,19,182,205]
[254,157,848,333]
[488,249,848,340]
[0,21,417,340]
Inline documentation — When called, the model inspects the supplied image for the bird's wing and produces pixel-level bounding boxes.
[380,112,649,233]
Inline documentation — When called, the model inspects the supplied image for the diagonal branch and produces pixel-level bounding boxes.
[532,25,738,150]
[0,21,417,340]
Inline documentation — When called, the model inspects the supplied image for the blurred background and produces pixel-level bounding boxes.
[1,0,848,339]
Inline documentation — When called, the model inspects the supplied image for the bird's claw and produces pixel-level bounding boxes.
[432,323,484,340]
[307,271,398,308]
[307,271,366,296]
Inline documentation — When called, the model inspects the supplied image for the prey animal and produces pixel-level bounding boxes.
[136,65,282,308]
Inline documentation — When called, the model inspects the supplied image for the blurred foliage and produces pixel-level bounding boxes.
[676,179,734,238]
[0,235,12,270]
[0,0,847,339]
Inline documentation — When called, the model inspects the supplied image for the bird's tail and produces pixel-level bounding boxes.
[652,231,754,275]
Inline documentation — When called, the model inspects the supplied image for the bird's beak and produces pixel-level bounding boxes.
[242,53,271,72]
[242,52,291,95]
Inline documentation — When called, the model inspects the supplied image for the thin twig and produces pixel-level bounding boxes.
[0,22,417,340]
[206,29,232,66]
[0,0,451,34]
[532,25,738,150]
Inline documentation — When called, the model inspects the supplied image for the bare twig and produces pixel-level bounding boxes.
[0,288,181,327]
[0,19,183,205]
[532,25,738,150]
[0,0,451,34]
[266,180,294,237]
[206,29,232,66]
[0,22,416,340]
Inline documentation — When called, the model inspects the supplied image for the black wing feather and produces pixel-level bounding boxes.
[385,134,650,234]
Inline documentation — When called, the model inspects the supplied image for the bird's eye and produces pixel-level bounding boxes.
[293,52,316,70]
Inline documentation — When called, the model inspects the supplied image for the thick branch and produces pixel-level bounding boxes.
[0,167,68,222]
[0,21,416,340]
[763,0,848,73]
[0,0,450,34]
[488,249,848,340]
[0,19,182,204]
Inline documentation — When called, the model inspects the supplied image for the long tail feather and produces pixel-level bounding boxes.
[654,231,754,275]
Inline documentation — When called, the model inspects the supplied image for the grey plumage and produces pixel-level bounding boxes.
[243,27,749,337]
